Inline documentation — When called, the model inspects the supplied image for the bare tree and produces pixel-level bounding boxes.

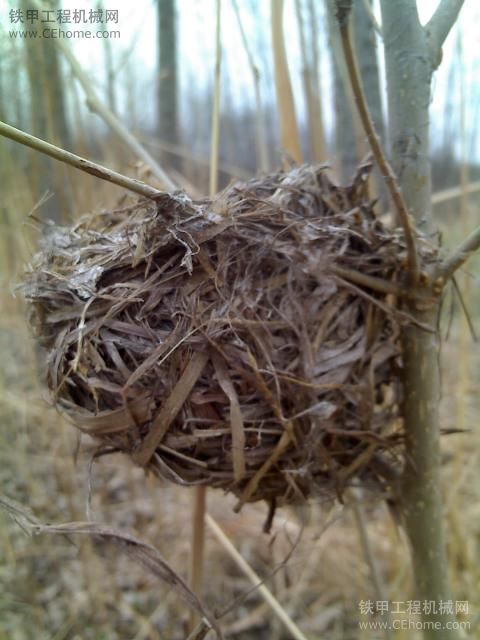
[21,0,71,221]
[381,3,465,637]
[326,0,363,180]
[97,0,117,115]
[335,1,468,638]
[157,0,178,159]
[353,0,386,203]
[295,0,327,163]
[353,0,384,142]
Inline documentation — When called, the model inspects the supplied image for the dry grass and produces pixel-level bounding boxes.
[1,161,479,639]
[22,162,427,514]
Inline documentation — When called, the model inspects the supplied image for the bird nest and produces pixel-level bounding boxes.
[23,162,432,513]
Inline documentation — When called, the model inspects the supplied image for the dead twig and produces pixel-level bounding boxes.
[436,225,480,282]
[0,496,222,638]
[334,1,419,286]
[0,121,163,201]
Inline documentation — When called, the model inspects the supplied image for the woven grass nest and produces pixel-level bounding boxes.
[24,162,435,513]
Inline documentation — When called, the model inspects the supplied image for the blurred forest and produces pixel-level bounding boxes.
[0,0,479,639]
[1,0,480,213]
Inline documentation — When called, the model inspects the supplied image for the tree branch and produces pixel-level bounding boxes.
[436,225,480,282]
[334,1,419,286]
[209,0,222,196]
[233,0,269,171]
[424,0,465,68]
[452,275,478,342]
[205,514,309,640]
[0,120,163,201]
[330,265,408,297]
[362,0,382,37]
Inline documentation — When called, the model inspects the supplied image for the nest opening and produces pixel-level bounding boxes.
[24,162,433,511]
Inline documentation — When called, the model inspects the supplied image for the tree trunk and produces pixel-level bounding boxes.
[353,0,386,204]
[21,0,71,222]
[42,19,71,152]
[21,0,57,221]
[157,0,178,161]
[326,0,363,181]
[353,0,384,142]
[271,0,303,164]
[381,0,432,230]
[295,0,327,163]
[10,39,26,131]
[97,0,117,115]
[380,1,464,637]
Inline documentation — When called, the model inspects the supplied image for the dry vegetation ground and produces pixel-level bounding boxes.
[0,161,479,639]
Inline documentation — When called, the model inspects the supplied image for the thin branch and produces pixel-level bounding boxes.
[330,265,408,297]
[362,0,382,37]
[424,0,465,68]
[451,276,478,342]
[380,180,480,221]
[0,496,222,638]
[432,180,480,205]
[295,0,327,163]
[209,0,222,196]
[30,0,176,191]
[349,492,392,640]
[205,514,310,640]
[436,225,480,282]
[232,0,269,171]
[326,0,365,167]
[190,3,222,623]
[189,486,207,632]
[185,619,213,640]
[0,120,163,201]
[334,1,419,286]
[307,0,328,163]
[143,136,250,180]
